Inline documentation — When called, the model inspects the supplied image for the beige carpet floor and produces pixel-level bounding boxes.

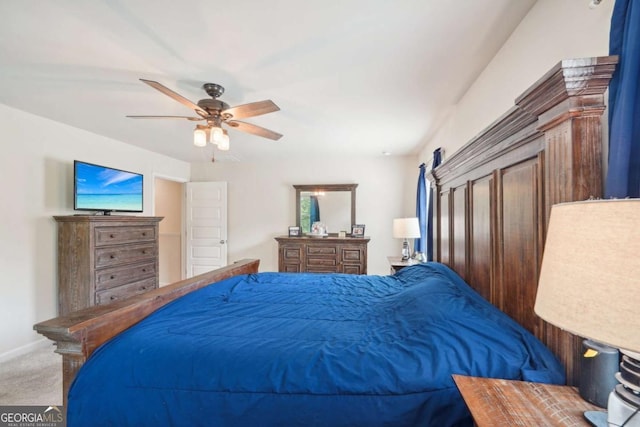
[0,343,62,406]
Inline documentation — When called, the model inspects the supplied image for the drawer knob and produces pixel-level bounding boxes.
[110,234,114,238]
[141,286,147,290]
[142,250,147,254]
[110,296,116,300]
[142,268,147,272]
[110,255,115,259]
[110,275,115,279]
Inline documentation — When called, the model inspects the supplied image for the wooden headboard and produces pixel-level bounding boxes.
[427,56,617,386]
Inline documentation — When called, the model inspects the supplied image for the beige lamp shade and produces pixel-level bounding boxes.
[534,199,640,353]
[393,217,421,239]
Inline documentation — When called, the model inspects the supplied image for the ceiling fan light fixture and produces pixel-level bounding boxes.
[193,125,208,147]
[218,130,230,151]
[210,126,224,145]
[129,79,282,149]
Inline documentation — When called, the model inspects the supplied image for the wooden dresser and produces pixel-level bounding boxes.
[54,215,163,315]
[275,235,369,274]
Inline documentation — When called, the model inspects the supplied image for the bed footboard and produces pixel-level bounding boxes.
[34,258,260,406]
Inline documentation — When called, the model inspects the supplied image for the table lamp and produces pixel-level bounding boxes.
[534,199,640,427]
[393,217,421,260]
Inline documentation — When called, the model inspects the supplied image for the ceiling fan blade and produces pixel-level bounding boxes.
[228,120,283,141]
[126,115,204,121]
[139,79,208,116]
[223,100,279,120]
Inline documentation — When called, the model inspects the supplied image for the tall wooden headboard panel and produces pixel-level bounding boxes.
[428,56,617,386]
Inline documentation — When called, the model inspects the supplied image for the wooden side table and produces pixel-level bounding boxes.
[453,375,602,426]
[387,256,420,274]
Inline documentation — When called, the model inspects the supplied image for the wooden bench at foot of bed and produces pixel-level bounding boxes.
[33,259,260,407]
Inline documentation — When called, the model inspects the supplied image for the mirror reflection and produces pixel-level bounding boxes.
[299,191,351,233]
[294,184,357,235]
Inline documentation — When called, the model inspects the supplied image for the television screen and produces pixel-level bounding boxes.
[74,160,143,213]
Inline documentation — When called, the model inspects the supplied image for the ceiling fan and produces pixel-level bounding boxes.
[127,79,282,150]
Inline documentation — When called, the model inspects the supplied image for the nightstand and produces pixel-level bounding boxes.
[387,256,420,274]
[453,375,602,426]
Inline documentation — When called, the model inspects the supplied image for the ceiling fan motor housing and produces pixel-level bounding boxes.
[197,99,230,116]
[203,83,224,98]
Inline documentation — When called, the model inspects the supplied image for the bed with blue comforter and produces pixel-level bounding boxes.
[67,263,564,426]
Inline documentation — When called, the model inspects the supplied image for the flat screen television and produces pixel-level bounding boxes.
[74,160,143,215]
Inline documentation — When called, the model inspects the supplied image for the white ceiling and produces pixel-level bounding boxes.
[0,0,536,163]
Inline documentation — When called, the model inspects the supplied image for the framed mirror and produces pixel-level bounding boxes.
[294,184,357,235]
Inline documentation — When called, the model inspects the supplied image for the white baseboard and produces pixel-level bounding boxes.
[0,338,53,364]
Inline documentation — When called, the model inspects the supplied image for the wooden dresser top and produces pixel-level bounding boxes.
[453,375,601,427]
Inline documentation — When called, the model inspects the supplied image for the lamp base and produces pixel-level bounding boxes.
[584,386,640,427]
[401,239,410,260]
[584,411,608,427]
[580,340,619,408]
[411,251,427,262]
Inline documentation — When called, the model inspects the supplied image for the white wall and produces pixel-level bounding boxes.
[418,0,615,163]
[191,156,418,275]
[0,103,190,359]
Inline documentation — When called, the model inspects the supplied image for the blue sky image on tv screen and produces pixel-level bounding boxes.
[76,163,143,211]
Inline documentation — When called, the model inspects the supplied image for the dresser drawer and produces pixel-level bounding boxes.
[95,243,156,268]
[95,261,156,291]
[341,246,364,261]
[95,277,157,305]
[307,245,337,256]
[281,245,303,262]
[95,226,157,246]
[281,264,302,273]
[305,254,338,274]
[306,266,340,273]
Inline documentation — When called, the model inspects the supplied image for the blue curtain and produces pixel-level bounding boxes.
[310,196,320,224]
[426,148,442,261]
[606,0,640,198]
[414,163,427,256]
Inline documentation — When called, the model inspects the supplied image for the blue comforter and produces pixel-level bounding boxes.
[68,263,564,426]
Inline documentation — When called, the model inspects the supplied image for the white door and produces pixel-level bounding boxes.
[185,182,228,278]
